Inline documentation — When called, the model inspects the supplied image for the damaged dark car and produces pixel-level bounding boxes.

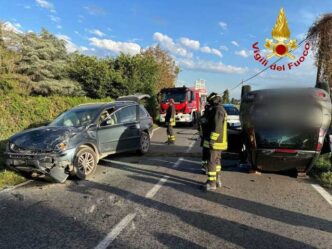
[5,96,153,183]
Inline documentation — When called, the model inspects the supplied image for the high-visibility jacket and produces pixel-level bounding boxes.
[208,104,228,151]
[199,104,212,148]
[165,104,176,126]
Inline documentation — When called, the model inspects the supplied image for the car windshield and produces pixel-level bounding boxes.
[255,128,319,150]
[224,105,239,115]
[49,107,100,127]
[162,91,186,102]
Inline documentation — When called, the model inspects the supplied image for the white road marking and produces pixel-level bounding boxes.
[145,176,170,199]
[94,213,136,249]
[150,127,161,138]
[145,157,183,199]
[185,139,196,153]
[150,142,165,146]
[181,158,201,165]
[311,184,332,206]
[96,156,185,247]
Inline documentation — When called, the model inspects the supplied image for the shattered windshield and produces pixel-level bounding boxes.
[49,107,100,127]
[255,128,319,150]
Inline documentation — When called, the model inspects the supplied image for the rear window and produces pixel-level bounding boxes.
[224,106,239,115]
[255,128,319,150]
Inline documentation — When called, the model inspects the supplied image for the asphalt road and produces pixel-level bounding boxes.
[0,126,331,249]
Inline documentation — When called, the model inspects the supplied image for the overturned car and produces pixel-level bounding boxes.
[5,96,152,183]
[240,86,332,174]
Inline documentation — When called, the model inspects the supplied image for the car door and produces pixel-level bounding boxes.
[115,105,141,150]
[97,108,127,153]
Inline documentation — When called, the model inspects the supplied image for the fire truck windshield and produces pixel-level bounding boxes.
[161,91,186,103]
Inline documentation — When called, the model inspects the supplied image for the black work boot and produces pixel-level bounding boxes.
[204,181,217,191]
[216,172,222,188]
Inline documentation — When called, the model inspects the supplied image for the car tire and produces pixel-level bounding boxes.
[137,131,150,155]
[73,147,97,180]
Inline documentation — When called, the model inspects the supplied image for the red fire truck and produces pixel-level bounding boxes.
[159,80,207,125]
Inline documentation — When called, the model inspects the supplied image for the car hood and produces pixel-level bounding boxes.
[10,126,81,151]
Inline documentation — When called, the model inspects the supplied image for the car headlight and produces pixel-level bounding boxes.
[55,142,68,152]
[7,142,16,152]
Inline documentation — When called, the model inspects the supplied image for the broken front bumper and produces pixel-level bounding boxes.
[5,148,76,183]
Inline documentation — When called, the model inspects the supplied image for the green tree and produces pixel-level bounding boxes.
[17,29,68,81]
[222,89,230,103]
[307,14,332,89]
[142,45,179,93]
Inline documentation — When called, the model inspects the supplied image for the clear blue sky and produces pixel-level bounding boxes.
[1,0,331,98]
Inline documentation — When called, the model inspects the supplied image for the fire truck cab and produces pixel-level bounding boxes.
[159,80,207,125]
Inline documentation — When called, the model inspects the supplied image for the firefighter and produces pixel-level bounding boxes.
[205,92,228,191]
[165,98,176,144]
[199,102,211,174]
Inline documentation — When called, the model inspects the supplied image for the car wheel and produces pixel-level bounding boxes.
[138,131,150,155]
[73,147,97,180]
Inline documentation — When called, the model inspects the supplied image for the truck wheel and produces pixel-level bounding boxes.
[73,147,97,180]
[137,131,150,155]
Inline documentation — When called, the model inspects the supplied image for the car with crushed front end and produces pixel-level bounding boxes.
[5,96,153,183]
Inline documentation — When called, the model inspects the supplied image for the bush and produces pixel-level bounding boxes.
[31,79,86,97]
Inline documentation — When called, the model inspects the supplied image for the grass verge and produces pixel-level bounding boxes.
[311,153,332,188]
[0,170,26,190]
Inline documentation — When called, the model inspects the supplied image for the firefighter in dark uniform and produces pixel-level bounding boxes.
[199,102,211,173]
[165,98,176,144]
[205,92,228,191]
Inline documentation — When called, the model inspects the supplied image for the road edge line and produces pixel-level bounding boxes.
[150,127,161,138]
[0,180,33,194]
[185,140,196,153]
[311,184,332,206]
[94,213,136,249]
[145,157,183,199]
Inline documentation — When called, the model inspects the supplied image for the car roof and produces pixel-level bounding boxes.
[223,104,236,107]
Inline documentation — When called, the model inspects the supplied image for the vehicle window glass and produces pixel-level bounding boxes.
[187,91,191,102]
[161,91,186,102]
[191,91,195,101]
[139,105,148,119]
[49,107,100,127]
[224,106,239,115]
[118,106,137,123]
[99,108,115,123]
[255,128,318,150]
[100,112,119,127]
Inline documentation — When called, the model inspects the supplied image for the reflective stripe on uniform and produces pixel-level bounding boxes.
[170,118,176,126]
[211,118,228,150]
[203,140,210,148]
[216,165,221,172]
[210,132,220,141]
[169,135,176,141]
[208,171,216,176]
[212,142,228,150]
[208,176,216,181]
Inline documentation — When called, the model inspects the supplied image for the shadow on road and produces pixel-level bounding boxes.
[67,179,316,249]
[154,232,207,249]
[102,160,332,234]
[0,198,103,249]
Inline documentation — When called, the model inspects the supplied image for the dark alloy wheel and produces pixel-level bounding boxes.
[73,147,97,180]
[138,131,150,155]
